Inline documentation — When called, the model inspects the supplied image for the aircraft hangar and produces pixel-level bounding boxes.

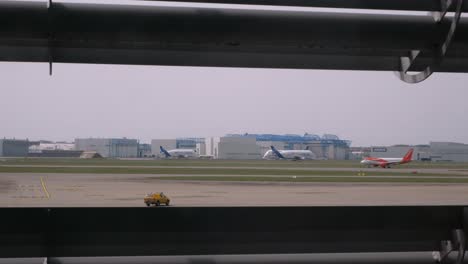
[369,142,468,162]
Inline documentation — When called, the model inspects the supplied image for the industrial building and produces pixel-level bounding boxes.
[176,138,206,156]
[5,134,468,162]
[27,141,81,157]
[138,144,152,158]
[75,138,138,158]
[217,136,261,160]
[224,133,351,160]
[369,145,431,161]
[206,137,221,158]
[430,142,468,162]
[0,139,38,157]
[368,142,468,162]
[349,147,372,160]
[29,141,75,152]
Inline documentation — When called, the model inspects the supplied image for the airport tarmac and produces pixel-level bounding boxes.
[2,173,468,207]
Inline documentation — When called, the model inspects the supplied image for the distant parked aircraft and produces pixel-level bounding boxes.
[360,149,414,168]
[160,146,198,159]
[263,146,316,161]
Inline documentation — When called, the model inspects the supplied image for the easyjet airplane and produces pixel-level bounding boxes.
[360,149,414,168]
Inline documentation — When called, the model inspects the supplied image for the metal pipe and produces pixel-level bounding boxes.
[0,1,467,72]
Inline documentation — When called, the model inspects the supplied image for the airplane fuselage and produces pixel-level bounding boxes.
[162,149,198,159]
[360,148,414,168]
[360,157,405,167]
[263,149,315,160]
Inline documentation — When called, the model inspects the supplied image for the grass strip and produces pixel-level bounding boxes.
[0,166,462,177]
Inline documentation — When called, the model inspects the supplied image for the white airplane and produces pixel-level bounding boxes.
[159,146,198,159]
[263,146,316,161]
[360,148,414,168]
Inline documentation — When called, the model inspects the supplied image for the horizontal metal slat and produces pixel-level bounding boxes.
[1,1,468,72]
[141,0,468,12]
[0,206,466,258]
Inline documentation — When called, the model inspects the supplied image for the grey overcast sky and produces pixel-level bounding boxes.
[1,62,468,147]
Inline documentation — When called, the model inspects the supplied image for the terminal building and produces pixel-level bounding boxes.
[0,139,38,157]
[75,138,138,158]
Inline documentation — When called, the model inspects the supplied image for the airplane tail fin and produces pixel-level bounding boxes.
[271,146,285,159]
[305,146,310,150]
[402,148,414,162]
[160,146,171,158]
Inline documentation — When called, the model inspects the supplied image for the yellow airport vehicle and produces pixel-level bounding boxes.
[144,192,170,207]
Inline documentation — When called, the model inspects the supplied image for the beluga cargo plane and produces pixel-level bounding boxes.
[263,146,316,161]
[159,146,198,159]
[360,149,414,168]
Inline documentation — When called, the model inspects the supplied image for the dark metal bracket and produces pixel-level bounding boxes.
[43,257,60,264]
[48,0,53,76]
[397,0,464,83]
[433,229,466,264]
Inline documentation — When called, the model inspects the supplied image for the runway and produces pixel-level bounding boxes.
[2,173,468,207]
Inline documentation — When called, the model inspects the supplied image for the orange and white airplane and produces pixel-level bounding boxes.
[360,149,414,168]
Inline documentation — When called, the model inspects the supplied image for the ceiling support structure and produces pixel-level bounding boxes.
[398,0,464,83]
[0,1,467,83]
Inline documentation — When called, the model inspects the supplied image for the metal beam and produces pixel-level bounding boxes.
[1,1,468,72]
[0,206,467,258]
[142,0,468,12]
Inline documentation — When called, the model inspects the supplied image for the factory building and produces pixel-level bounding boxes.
[138,144,152,158]
[196,142,206,156]
[217,136,261,159]
[306,142,349,160]
[151,134,350,160]
[75,138,138,158]
[369,145,431,161]
[368,143,468,162]
[177,138,206,155]
[349,147,371,160]
[28,141,81,157]
[226,133,351,160]
[0,139,38,157]
[29,141,75,152]
[206,137,221,158]
[430,142,468,162]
